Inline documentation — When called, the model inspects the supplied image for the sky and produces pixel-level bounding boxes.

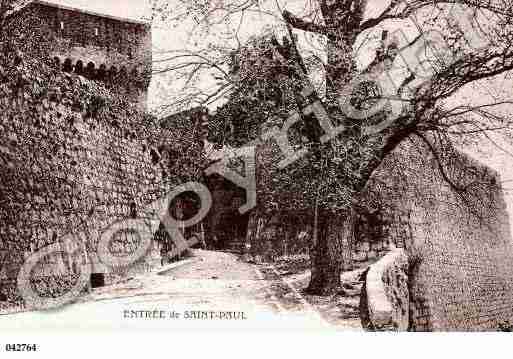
[31,0,151,21]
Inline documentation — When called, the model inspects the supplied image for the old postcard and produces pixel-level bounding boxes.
[1,0,513,353]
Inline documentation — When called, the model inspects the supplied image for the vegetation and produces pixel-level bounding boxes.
[151,0,513,294]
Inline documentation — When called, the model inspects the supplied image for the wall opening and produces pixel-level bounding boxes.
[63,58,73,72]
[74,60,84,76]
[86,62,96,79]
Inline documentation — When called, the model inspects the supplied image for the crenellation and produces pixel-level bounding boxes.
[8,0,152,111]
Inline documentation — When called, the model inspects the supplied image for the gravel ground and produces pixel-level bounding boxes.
[1,250,362,330]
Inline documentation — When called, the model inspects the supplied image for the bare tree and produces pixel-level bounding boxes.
[153,0,513,294]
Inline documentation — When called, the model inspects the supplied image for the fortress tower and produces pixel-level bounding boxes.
[9,0,152,111]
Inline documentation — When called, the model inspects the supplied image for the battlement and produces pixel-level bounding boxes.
[10,0,152,110]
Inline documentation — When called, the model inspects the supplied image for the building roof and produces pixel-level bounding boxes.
[10,0,151,25]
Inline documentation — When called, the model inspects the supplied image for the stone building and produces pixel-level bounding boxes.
[0,1,156,302]
[8,0,152,110]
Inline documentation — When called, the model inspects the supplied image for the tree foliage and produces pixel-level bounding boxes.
[149,0,513,293]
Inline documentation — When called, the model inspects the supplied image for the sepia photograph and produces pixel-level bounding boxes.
[0,0,513,356]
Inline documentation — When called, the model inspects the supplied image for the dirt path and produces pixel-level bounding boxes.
[0,250,362,331]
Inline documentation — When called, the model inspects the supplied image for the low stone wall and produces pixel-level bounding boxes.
[362,139,513,331]
[362,248,409,331]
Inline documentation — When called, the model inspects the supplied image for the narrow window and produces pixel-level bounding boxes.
[60,21,64,30]
[95,28,99,36]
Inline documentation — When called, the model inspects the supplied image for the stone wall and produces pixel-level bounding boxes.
[8,1,152,110]
[361,248,409,331]
[364,139,513,331]
[0,55,184,308]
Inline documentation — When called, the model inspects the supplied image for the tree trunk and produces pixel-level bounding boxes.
[306,208,355,295]
[246,211,265,258]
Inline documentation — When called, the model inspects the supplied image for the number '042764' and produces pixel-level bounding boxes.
[5,344,38,352]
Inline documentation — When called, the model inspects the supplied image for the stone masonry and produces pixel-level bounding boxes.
[363,139,513,331]
[0,50,193,308]
[8,0,152,110]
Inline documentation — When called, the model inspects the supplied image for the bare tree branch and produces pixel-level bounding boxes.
[282,9,328,35]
